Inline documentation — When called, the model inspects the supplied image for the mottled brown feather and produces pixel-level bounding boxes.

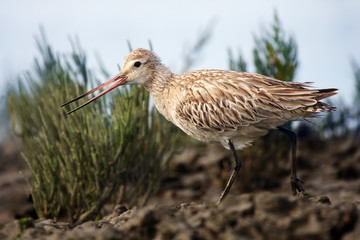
[117,49,337,149]
[175,70,337,134]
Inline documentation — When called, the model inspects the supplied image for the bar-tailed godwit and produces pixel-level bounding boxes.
[61,48,337,204]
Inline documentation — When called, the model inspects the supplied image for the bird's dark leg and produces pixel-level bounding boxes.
[217,139,241,204]
[278,126,305,195]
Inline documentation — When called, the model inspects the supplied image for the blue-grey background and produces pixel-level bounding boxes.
[1,0,359,107]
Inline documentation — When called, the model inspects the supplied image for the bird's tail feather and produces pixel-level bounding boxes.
[313,88,338,101]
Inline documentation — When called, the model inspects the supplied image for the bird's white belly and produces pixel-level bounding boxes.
[172,116,270,150]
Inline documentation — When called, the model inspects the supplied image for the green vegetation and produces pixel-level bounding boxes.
[228,12,297,82]
[7,32,185,224]
[252,13,298,82]
[13,218,34,240]
[353,60,360,102]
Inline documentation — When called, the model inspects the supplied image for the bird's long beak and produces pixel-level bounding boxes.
[61,74,127,115]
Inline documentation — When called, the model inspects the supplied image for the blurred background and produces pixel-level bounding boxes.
[0,0,360,229]
[1,0,360,136]
[1,1,360,118]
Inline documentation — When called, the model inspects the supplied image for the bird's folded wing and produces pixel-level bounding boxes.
[176,79,283,132]
[176,72,336,132]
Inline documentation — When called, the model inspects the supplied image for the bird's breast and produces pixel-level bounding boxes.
[151,89,175,123]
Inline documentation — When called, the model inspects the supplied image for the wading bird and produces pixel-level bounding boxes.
[61,48,337,204]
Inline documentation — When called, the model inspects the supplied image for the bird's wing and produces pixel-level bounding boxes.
[176,70,335,132]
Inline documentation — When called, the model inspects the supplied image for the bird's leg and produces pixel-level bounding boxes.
[278,126,305,195]
[217,139,242,204]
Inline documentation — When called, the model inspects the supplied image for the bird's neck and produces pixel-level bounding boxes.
[142,64,174,95]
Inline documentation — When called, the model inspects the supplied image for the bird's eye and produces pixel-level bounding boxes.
[134,61,141,67]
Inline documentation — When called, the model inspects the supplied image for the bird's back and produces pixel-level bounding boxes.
[153,69,337,149]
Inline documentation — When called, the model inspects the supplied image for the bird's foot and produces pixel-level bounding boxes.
[290,177,305,196]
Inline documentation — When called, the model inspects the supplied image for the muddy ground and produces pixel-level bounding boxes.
[0,129,360,239]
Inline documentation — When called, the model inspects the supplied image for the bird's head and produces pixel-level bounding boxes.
[120,48,161,86]
[60,48,160,114]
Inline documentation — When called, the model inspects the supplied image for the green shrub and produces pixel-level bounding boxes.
[253,12,298,82]
[7,32,184,224]
[228,12,297,82]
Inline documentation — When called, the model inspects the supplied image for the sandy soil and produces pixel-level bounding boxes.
[0,131,360,239]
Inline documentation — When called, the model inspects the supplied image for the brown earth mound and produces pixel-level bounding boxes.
[1,131,360,239]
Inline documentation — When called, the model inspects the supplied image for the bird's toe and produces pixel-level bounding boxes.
[290,177,305,195]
